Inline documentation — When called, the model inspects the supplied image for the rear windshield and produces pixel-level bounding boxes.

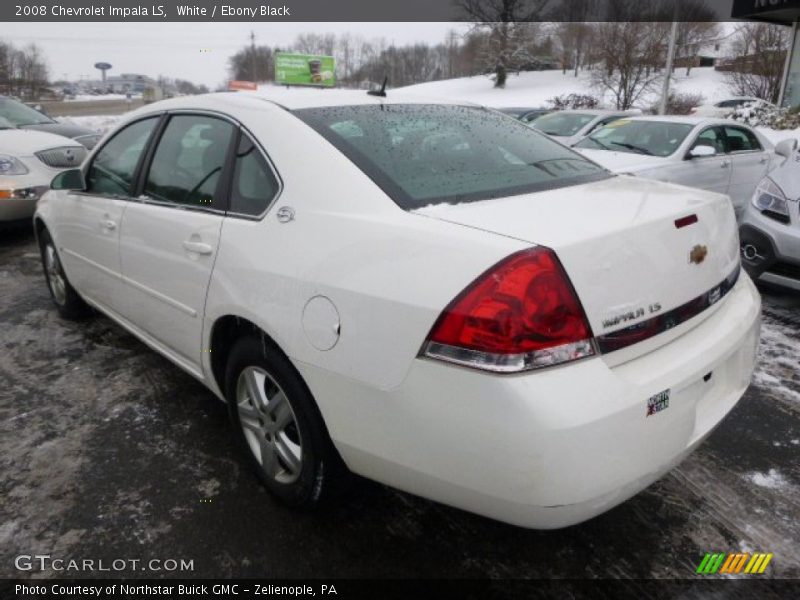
[531,111,595,137]
[295,104,609,209]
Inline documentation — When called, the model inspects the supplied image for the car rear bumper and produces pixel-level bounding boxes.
[298,273,761,529]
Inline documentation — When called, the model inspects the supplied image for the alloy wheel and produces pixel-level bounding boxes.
[236,366,303,484]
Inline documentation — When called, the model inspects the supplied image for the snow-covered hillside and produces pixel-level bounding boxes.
[400,67,730,109]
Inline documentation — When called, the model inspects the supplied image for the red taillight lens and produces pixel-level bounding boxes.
[423,247,595,372]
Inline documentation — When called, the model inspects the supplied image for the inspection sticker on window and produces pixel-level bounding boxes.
[646,389,670,417]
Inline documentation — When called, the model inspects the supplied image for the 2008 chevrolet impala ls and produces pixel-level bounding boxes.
[33,91,760,528]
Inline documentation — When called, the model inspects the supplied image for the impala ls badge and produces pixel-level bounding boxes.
[276,206,295,223]
[689,244,708,265]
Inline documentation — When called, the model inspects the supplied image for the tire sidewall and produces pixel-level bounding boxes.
[224,336,328,507]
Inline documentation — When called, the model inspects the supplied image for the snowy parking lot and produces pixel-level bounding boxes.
[1,225,798,580]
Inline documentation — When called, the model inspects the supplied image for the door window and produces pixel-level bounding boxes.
[229,133,280,217]
[85,117,158,196]
[690,127,725,155]
[724,127,762,152]
[144,115,234,208]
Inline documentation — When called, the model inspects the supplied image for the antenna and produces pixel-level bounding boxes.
[367,76,388,97]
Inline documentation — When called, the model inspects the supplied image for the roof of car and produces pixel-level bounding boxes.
[549,109,637,116]
[611,115,744,127]
[127,89,479,116]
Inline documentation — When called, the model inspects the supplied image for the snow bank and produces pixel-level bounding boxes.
[747,469,789,490]
[55,115,122,133]
[399,67,732,109]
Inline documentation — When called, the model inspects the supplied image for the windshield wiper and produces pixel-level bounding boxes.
[610,141,653,155]
[586,137,611,150]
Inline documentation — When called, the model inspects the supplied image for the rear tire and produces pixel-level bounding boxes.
[225,335,347,508]
[39,228,91,320]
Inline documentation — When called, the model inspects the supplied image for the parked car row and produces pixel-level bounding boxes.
[31,91,762,529]
[497,105,799,292]
[0,95,100,225]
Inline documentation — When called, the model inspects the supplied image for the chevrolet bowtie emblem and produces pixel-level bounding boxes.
[689,244,708,265]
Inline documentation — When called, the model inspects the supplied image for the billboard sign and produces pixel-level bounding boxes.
[275,53,335,87]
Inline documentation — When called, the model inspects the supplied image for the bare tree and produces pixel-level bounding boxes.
[725,23,790,103]
[675,22,720,76]
[228,45,275,82]
[590,22,668,109]
[456,0,551,87]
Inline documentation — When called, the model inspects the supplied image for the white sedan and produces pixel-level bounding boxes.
[0,124,88,223]
[34,92,760,529]
[574,116,777,218]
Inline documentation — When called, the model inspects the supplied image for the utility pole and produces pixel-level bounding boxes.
[250,31,257,83]
[658,20,679,115]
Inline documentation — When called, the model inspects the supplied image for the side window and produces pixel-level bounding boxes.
[691,127,725,154]
[229,133,280,217]
[724,127,761,152]
[144,115,234,207]
[86,117,158,196]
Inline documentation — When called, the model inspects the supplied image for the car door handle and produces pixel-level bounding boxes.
[720,161,730,168]
[101,219,116,230]
[182,240,213,255]
[759,156,769,164]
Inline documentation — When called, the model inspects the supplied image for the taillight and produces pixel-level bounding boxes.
[422,247,595,373]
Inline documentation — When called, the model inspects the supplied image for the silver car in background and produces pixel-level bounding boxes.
[530,109,639,146]
[574,116,776,218]
[740,138,800,291]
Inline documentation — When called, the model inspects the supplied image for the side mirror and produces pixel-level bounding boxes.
[51,168,85,191]
[774,138,798,158]
[688,145,716,159]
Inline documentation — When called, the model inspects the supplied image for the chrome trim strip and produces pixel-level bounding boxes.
[595,263,741,354]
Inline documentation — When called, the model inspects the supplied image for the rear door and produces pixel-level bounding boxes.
[723,125,770,216]
[680,126,732,196]
[118,113,235,373]
[55,116,160,312]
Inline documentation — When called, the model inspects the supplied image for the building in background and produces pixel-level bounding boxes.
[732,0,800,109]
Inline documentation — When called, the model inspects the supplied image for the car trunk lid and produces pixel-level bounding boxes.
[413,175,740,358]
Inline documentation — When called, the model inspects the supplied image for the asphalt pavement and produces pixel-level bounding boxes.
[1,226,798,584]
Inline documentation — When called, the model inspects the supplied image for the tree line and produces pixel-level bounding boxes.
[228,19,790,109]
[0,40,49,100]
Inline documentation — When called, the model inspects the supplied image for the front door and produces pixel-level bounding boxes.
[55,117,160,312]
[680,126,732,197]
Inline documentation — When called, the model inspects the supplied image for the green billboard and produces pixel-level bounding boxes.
[275,53,336,87]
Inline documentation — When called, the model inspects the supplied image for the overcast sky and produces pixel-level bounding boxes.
[3,23,470,88]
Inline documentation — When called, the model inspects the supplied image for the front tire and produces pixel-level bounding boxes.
[39,228,90,320]
[225,335,346,508]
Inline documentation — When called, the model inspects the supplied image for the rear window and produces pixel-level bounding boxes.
[296,104,609,209]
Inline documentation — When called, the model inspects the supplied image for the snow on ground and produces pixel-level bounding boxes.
[400,66,732,109]
[747,469,789,490]
[55,114,122,134]
[401,67,800,144]
[52,68,800,146]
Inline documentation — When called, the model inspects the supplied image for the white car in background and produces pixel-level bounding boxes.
[740,138,800,291]
[574,116,776,217]
[530,109,640,146]
[689,97,774,118]
[0,122,88,224]
[34,92,759,529]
